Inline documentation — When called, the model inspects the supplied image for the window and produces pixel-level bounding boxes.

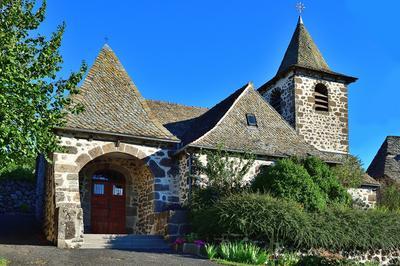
[314,83,329,112]
[270,89,282,115]
[93,183,104,195]
[246,113,258,127]
[113,185,124,196]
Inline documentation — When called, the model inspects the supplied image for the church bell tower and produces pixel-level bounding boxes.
[258,16,357,154]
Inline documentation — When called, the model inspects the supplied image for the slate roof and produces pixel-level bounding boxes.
[177,83,340,161]
[261,16,357,87]
[145,100,208,139]
[65,45,178,142]
[367,136,400,182]
[278,16,330,75]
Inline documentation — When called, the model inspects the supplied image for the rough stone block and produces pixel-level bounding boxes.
[155,184,169,191]
[168,210,188,224]
[88,146,103,159]
[75,153,91,169]
[54,164,77,173]
[125,145,138,156]
[148,160,165,178]
[102,143,117,153]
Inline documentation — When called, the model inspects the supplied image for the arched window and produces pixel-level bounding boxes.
[270,89,282,115]
[314,83,328,112]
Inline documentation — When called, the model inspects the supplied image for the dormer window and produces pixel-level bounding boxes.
[314,83,329,112]
[246,113,257,127]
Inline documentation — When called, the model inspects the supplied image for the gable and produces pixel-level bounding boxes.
[184,83,330,159]
[65,45,177,142]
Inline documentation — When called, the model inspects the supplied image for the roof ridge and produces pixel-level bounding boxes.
[146,99,209,110]
[183,82,252,147]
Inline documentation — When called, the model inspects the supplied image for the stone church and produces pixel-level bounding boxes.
[37,16,358,248]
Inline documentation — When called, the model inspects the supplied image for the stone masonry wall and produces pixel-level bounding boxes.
[347,188,378,210]
[262,71,349,154]
[177,152,273,204]
[293,72,349,153]
[45,133,181,248]
[262,72,295,127]
[0,180,36,213]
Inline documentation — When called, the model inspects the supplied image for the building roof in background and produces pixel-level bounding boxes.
[64,45,178,142]
[145,100,208,139]
[367,136,400,182]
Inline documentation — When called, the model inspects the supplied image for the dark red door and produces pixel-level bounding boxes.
[91,171,126,234]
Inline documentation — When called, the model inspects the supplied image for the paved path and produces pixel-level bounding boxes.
[0,244,216,266]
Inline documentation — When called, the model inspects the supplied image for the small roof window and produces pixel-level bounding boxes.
[246,113,258,127]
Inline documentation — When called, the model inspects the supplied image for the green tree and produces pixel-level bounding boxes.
[331,155,365,188]
[0,0,86,166]
[189,144,255,210]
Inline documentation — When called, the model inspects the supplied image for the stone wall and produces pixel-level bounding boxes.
[45,133,181,248]
[261,71,349,154]
[263,72,295,127]
[177,152,273,204]
[347,188,378,210]
[0,180,36,213]
[293,72,349,153]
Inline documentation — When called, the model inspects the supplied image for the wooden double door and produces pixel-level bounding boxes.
[91,170,126,234]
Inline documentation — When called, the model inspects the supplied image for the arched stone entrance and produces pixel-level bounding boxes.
[79,152,155,234]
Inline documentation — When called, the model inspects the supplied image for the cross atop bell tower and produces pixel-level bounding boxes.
[258,13,357,154]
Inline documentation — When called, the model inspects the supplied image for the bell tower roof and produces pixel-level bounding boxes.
[277,16,330,75]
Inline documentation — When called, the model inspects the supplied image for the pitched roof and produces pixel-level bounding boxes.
[65,45,178,142]
[277,16,330,75]
[145,100,208,138]
[367,136,400,181]
[179,83,337,161]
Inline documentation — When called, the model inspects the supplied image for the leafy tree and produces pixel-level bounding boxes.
[189,144,255,210]
[0,0,87,166]
[193,144,255,194]
[331,155,365,188]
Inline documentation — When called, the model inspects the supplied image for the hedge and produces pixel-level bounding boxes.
[191,193,400,251]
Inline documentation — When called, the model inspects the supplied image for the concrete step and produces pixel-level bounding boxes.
[81,234,171,251]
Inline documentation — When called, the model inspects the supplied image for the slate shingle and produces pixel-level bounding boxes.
[65,45,178,141]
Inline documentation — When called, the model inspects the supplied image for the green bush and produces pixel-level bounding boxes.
[379,183,400,211]
[251,157,351,211]
[0,161,35,182]
[331,155,364,188]
[192,193,400,251]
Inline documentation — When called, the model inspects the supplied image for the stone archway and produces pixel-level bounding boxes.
[79,152,155,234]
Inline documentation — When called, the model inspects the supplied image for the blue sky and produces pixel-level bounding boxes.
[40,1,400,168]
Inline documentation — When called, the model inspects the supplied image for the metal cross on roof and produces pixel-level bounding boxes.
[296,2,305,14]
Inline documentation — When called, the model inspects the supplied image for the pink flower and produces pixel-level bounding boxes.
[194,240,206,247]
[174,238,185,245]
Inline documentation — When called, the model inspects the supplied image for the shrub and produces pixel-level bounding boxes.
[0,161,35,182]
[251,157,351,211]
[331,155,364,188]
[379,183,400,211]
[191,193,400,251]
[251,158,326,211]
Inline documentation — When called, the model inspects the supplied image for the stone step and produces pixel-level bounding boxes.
[81,234,171,251]
[83,234,164,240]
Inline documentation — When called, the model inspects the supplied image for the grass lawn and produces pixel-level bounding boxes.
[0,257,9,266]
